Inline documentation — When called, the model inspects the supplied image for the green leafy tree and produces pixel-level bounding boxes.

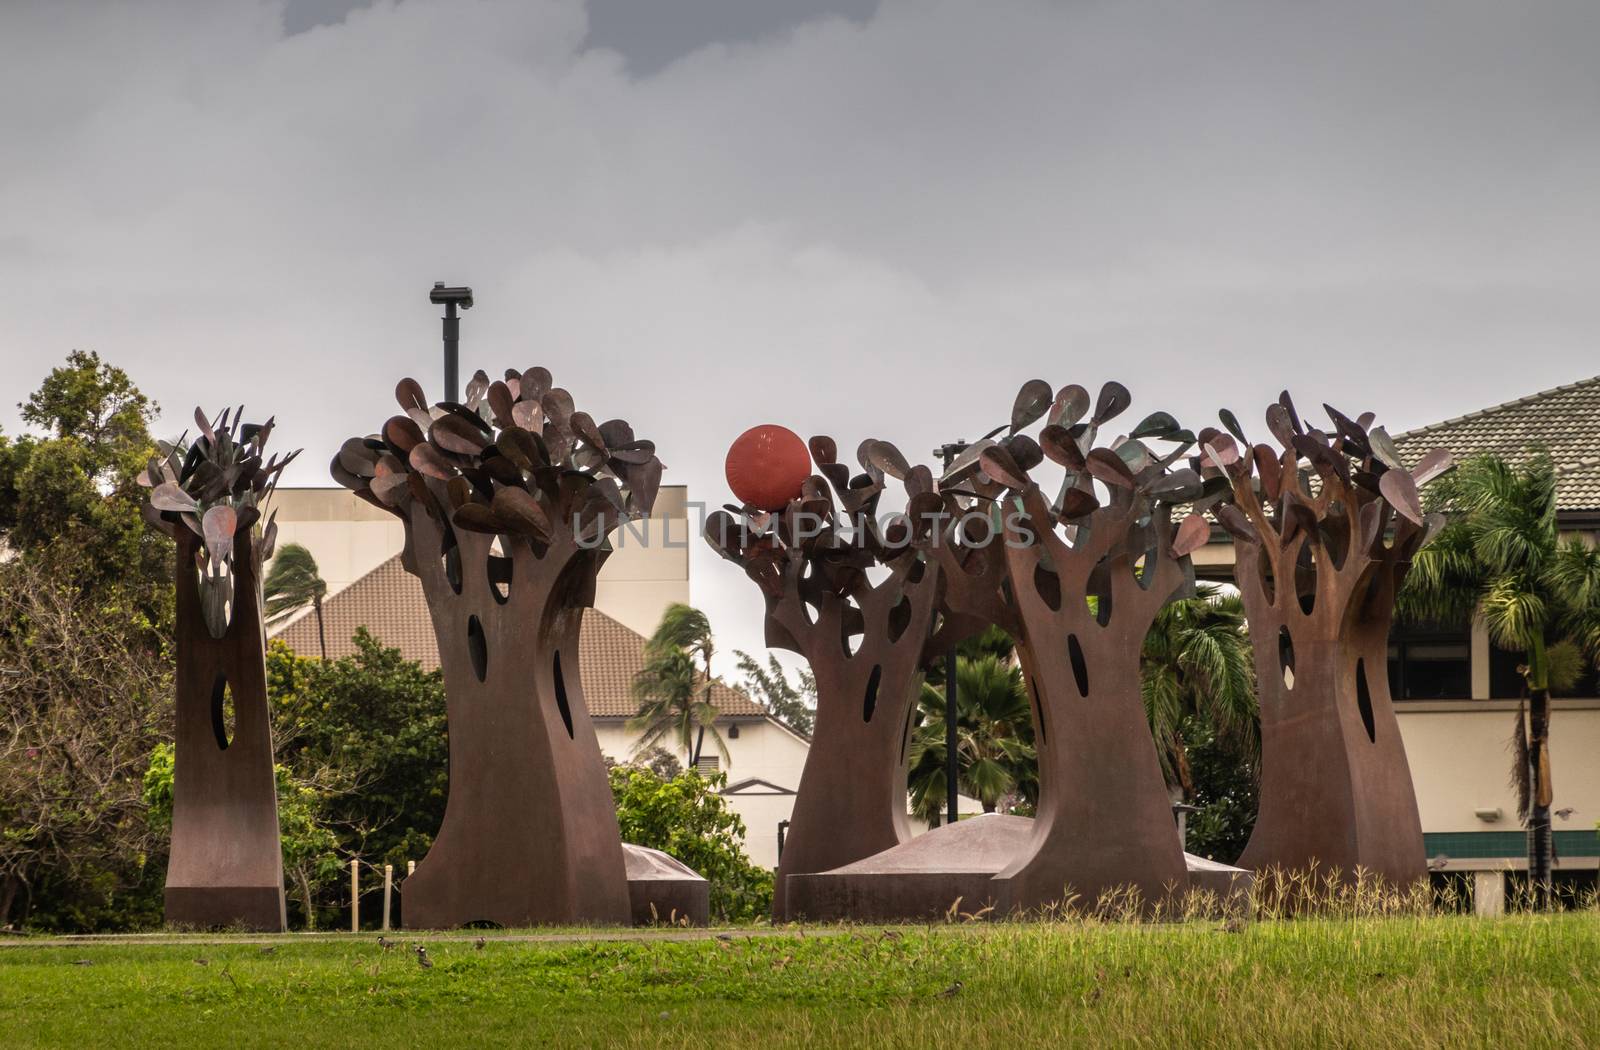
[1178,716,1259,863]
[608,765,772,921]
[0,349,168,625]
[1400,452,1600,905]
[733,651,815,736]
[0,354,171,932]
[267,632,450,874]
[263,543,329,659]
[630,604,727,768]
[1140,586,1258,808]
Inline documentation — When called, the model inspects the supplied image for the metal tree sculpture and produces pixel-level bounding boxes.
[333,368,663,927]
[141,408,296,930]
[1199,393,1451,886]
[705,438,940,920]
[973,380,1214,912]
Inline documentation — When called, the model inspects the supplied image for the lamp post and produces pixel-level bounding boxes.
[429,282,474,402]
[934,439,967,829]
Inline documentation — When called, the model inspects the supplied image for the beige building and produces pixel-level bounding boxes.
[266,485,810,869]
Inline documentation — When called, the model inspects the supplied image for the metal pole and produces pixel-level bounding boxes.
[382,864,393,932]
[442,300,459,403]
[430,281,473,402]
[945,643,959,826]
[934,440,967,829]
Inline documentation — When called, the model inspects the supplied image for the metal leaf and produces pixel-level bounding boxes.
[520,367,554,403]
[371,473,412,507]
[487,381,515,427]
[1171,513,1211,557]
[451,502,506,535]
[1005,434,1044,473]
[626,457,663,514]
[1264,404,1296,448]
[808,435,837,467]
[1050,384,1091,429]
[338,436,380,478]
[1086,448,1135,488]
[1368,426,1404,470]
[409,443,458,481]
[1039,425,1085,470]
[395,377,430,422]
[1218,409,1247,445]
[492,485,553,539]
[383,416,424,456]
[1057,486,1099,520]
[1092,381,1131,425]
[1215,504,1258,545]
[978,445,1027,489]
[1149,468,1203,503]
[865,440,911,481]
[510,400,542,431]
[202,505,237,565]
[149,482,199,514]
[1277,391,1304,437]
[431,415,490,455]
[1379,468,1424,525]
[464,369,490,410]
[1254,444,1283,503]
[541,388,575,428]
[1412,447,1454,486]
[1010,379,1053,433]
[1131,411,1181,441]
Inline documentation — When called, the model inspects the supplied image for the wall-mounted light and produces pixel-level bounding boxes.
[1474,807,1502,822]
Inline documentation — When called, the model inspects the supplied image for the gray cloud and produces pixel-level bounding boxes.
[2,0,1598,672]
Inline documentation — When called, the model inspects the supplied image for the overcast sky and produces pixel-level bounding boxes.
[3,0,1598,675]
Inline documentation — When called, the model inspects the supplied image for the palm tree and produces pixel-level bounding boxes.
[1140,585,1258,813]
[263,542,328,659]
[908,654,1037,819]
[629,604,727,769]
[1400,452,1600,905]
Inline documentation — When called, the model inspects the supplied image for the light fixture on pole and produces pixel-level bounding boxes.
[429,281,474,402]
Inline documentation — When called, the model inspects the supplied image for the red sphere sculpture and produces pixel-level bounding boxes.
[725,425,812,511]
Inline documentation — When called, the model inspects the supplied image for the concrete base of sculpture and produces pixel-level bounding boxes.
[624,844,710,927]
[785,814,1251,922]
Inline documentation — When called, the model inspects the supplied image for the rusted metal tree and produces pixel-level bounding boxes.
[1197,395,1451,886]
[705,438,940,920]
[973,380,1214,912]
[141,408,296,930]
[333,368,663,927]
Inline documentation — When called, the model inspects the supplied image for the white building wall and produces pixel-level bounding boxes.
[1395,699,1600,837]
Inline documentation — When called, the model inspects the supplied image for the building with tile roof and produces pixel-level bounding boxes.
[1392,374,1600,520]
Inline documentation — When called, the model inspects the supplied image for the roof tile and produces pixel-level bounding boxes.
[1393,374,1600,512]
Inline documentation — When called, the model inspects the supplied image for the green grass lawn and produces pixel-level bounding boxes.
[4,914,1598,1048]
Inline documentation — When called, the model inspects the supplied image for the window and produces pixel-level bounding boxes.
[1388,627,1471,700]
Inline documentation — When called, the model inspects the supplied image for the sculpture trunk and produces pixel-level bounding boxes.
[400,510,631,928]
[769,564,938,920]
[993,630,1188,913]
[165,530,287,931]
[1234,543,1424,887]
[773,657,919,919]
